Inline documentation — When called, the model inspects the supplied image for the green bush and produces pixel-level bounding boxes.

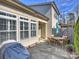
[65,44,74,48]
[74,17,79,55]
[65,44,74,53]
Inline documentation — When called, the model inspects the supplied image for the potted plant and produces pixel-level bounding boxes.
[65,44,74,54]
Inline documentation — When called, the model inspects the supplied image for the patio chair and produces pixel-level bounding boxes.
[58,36,68,47]
[47,37,58,45]
[62,36,69,45]
[57,39,64,48]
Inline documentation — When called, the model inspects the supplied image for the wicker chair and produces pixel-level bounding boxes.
[47,37,55,45]
[58,36,68,47]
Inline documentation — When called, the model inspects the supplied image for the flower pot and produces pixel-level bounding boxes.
[66,48,73,54]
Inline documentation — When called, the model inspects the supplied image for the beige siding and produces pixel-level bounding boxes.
[45,9,52,37]
[0,4,47,47]
[30,5,58,37]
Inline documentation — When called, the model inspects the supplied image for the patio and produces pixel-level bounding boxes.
[28,42,75,59]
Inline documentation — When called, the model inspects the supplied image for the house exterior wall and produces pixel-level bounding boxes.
[45,6,52,37]
[0,4,47,47]
[51,6,58,28]
[30,5,58,36]
[30,5,52,37]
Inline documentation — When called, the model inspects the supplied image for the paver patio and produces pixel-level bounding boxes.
[28,42,74,59]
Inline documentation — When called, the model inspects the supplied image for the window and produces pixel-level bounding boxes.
[0,11,6,16]
[0,32,7,44]
[0,18,8,30]
[0,11,16,18]
[20,21,29,40]
[0,17,16,44]
[10,20,16,30]
[20,17,28,20]
[31,23,37,37]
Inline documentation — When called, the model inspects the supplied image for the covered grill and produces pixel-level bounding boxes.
[0,40,30,59]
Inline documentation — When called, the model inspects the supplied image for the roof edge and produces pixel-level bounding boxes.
[29,1,53,6]
[0,0,49,21]
[29,1,60,15]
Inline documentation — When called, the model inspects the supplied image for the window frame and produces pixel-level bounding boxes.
[0,11,16,18]
[0,11,17,43]
[31,21,37,37]
[20,17,29,40]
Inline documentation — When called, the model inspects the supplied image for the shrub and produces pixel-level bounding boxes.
[65,44,74,53]
[74,17,79,55]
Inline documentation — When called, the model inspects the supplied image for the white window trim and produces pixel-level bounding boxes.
[20,16,29,40]
[0,10,17,20]
[31,20,37,37]
[0,10,17,39]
